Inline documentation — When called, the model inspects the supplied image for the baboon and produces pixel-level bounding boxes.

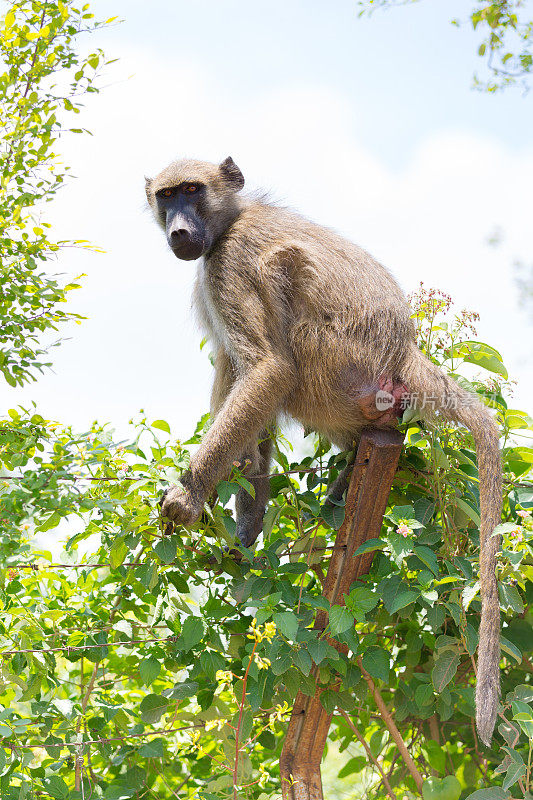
[145,156,502,744]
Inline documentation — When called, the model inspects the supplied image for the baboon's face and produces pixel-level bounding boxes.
[146,157,244,262]
[155,180,209,261]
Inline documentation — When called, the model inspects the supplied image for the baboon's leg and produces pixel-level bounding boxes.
[324,449,357,507]
[236,433,273,548]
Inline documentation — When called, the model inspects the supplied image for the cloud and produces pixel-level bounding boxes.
[6,44,533,438]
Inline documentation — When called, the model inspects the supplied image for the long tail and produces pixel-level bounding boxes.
[402,343,502,745]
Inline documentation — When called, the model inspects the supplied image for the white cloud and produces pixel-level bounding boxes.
[6,45,533,439]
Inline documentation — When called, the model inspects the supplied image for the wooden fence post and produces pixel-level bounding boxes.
[279,427,404,800]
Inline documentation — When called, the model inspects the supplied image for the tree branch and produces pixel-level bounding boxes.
[357,657,425,792]
[338,709,397,799]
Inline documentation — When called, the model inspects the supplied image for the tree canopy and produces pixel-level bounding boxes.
[358,1,533,91]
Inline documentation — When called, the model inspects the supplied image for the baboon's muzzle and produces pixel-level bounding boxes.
[169,228,204,261]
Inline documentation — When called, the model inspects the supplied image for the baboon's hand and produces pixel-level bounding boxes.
[160,483,203,527]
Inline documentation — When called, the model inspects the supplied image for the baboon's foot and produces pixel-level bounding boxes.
[160,483,203,528]
[357,377,408,426]
[236,518,263,550]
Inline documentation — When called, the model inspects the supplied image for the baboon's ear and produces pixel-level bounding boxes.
[219,156,244,191]
[144,176,153,201]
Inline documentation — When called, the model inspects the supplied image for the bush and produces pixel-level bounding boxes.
[1,288,533,799]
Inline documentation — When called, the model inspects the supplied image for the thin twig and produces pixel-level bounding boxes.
[233,639,258,800]
[4,724,206,749]
[1,635,176,656]
[75,656,84,791]
[297,522,321,614]
[357,657,424,793]
[338,709,397,800]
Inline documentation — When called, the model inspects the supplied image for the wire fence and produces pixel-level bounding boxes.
[0,635,178,657]
[3,709,297,750]
[0,466,324,483]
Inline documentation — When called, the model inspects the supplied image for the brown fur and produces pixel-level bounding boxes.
[146,157,502,744]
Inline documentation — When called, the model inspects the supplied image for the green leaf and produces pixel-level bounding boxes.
[138,738,165,758]
[320,501,345,530]
[512,710,533,739]
[293,648,312,676]
[413,545,439,576]
[171,680,199,700]
[36,510,62,532]
[454,497,481,527]
[462,582,480,610]
[352,538,384,556]
[319,689,339,714]
[338,756,366,778]
[427,605,446,631]
[452,341,508,379]
[104,784,135,800]
[306,638,333,665]
[273,611,299,641]
[154,537,177,564]
[139,656,161,685]
[361,647,389,683]
[389,504,416,522]
[511,685,533,703]
[200,650,225,680]
[123,767,146,789]
[423,776,461,800]
[216,481,240,505]
[235,474,255,499]
[271,650,293,675]
[464,790,509,800]
[283,669,301,699]
[329,605,353,635]
[462,623,478,656]
[421,740,445,774]
[178,616,206,651]
[501,635,522,664]
[151,419,171,433]
[109,538,128,570]
[432,650,460,692]
[415,683,434,707]
[503,757,526,790]
[346,585,378,617]
[343,664,362,689]
[500,583,524,614]
[388,587,419,614]
[44,777,70,800]
[381,574,419,614]
[139,693,169,723]
[258,731,277,750]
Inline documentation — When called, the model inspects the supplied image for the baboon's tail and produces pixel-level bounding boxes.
[402,343,502,746]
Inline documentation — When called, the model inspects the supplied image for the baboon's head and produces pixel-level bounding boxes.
[145,156,245,261]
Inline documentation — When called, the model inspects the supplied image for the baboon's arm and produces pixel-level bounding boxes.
[160,354,294,527]
[161,259,293,527]
[190,354,295,495]
[210,349,235,418]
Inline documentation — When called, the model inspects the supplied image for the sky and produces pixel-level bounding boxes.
[5,0,533,443]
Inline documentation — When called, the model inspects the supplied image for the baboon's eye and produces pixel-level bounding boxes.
[161,188,174,198]
[183,183,200,194]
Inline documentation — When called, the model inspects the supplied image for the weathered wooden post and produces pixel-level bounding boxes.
[279,427,404,800]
